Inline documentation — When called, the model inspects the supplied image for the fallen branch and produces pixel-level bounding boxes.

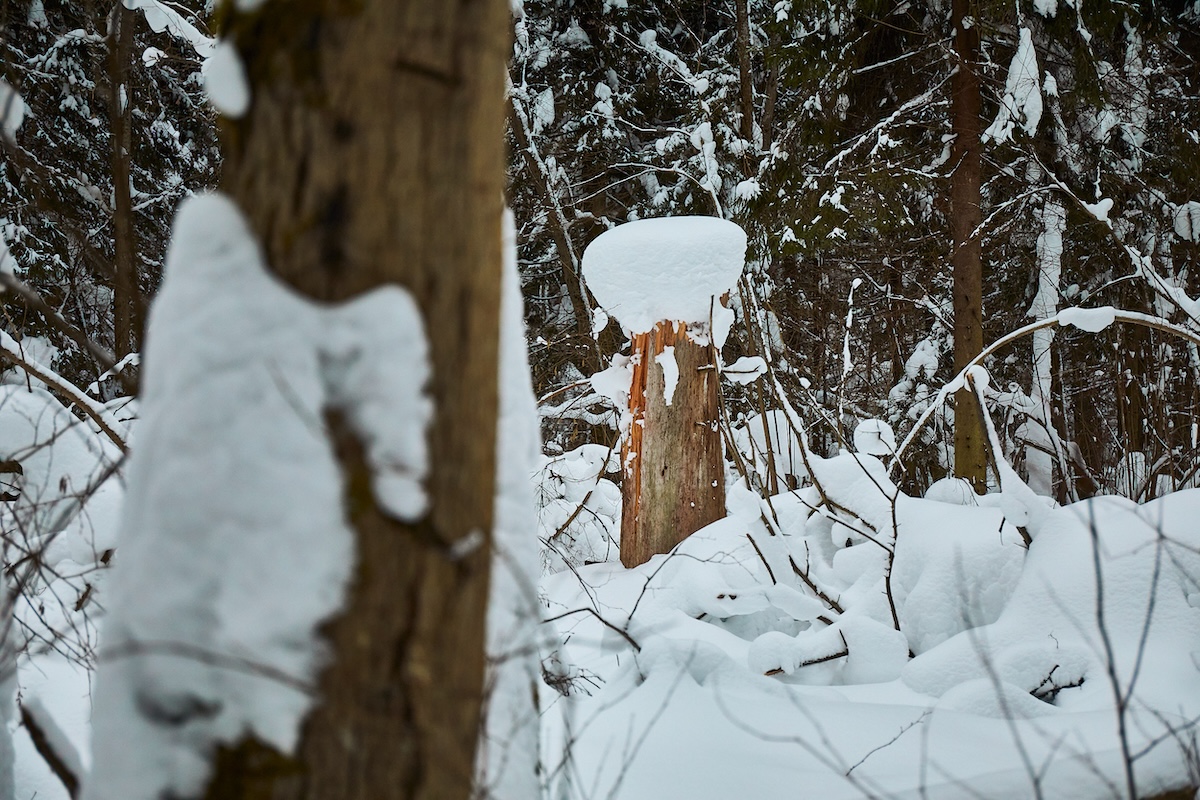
[764,632,850,676]
[0,330,128,453]
[21,700,81,799]
[889,309,1200,474]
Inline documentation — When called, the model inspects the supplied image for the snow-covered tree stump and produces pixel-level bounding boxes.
[622,320,725,566]
[582,217,746,568]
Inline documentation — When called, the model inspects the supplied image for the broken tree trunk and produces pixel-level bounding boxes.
[579,216,745,569]
[621,320,724,568]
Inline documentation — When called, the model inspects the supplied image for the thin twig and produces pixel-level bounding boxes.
[745,533,777,585]
[542,607,641,653]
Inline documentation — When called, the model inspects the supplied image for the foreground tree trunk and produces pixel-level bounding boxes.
[621,321,724,568]
[949,0,987,492]
[207,1,508,798]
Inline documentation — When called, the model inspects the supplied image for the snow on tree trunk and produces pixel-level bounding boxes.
[169,2,506,798]
[582,217,745,568]
[85,192,434,800]
[1026,196,1065,496]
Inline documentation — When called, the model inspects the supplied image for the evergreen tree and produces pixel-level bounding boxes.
[0,0,217,392]
[512,0,1200,497]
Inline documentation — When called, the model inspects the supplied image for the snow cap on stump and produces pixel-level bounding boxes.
[582,216,747,335]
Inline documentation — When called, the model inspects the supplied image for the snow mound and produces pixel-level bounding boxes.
[924,477,978,505]
[581,216,746,337]
[539,443,1200,799]
[853,418,896,456]
[891,498,1026,654]
[904,492,1200,721]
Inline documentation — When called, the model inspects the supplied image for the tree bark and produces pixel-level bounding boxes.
[1116,284,1150,496]
[108,1,138,359]
[949,0,987,493]
[620,321,724,568]
[208,1,508,798]
[735,0,755,157]
[760,33,779,153]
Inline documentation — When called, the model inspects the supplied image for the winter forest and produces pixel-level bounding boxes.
[1,0,1200,798]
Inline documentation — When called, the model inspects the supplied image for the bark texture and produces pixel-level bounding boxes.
[108,1,139,359]
[206,1,509,798]
[735,0,755,153]
[949,0,987,493]
[621,322,724,568]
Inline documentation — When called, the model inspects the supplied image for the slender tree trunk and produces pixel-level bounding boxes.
[108,2,138,359]
[735,0,755,160]
[207,1,509,798]
[949,0,987,493]
[621,322,724,568]
[508,94,602,374]
[1027,194,1065,497]
[1116,285,1150,497]
[761,34,779,153]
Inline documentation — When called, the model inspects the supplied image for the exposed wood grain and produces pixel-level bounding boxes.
[620,321,724,568]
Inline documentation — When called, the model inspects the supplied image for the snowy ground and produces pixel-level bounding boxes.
[7,377,1200,799]
[4,200,1199,798]
[538,453,1200,800]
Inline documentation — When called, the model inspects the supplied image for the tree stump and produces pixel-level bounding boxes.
[579,216,746,568]
[621,321,724,568]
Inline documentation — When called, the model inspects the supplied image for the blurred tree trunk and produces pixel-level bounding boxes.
[206,1,508,798]
[949,0,986,493]
[621,321,724,568]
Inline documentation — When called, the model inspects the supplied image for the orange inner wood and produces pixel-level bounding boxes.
[622,321,686,533]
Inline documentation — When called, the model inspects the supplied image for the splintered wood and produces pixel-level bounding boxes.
[620,320,725,568]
